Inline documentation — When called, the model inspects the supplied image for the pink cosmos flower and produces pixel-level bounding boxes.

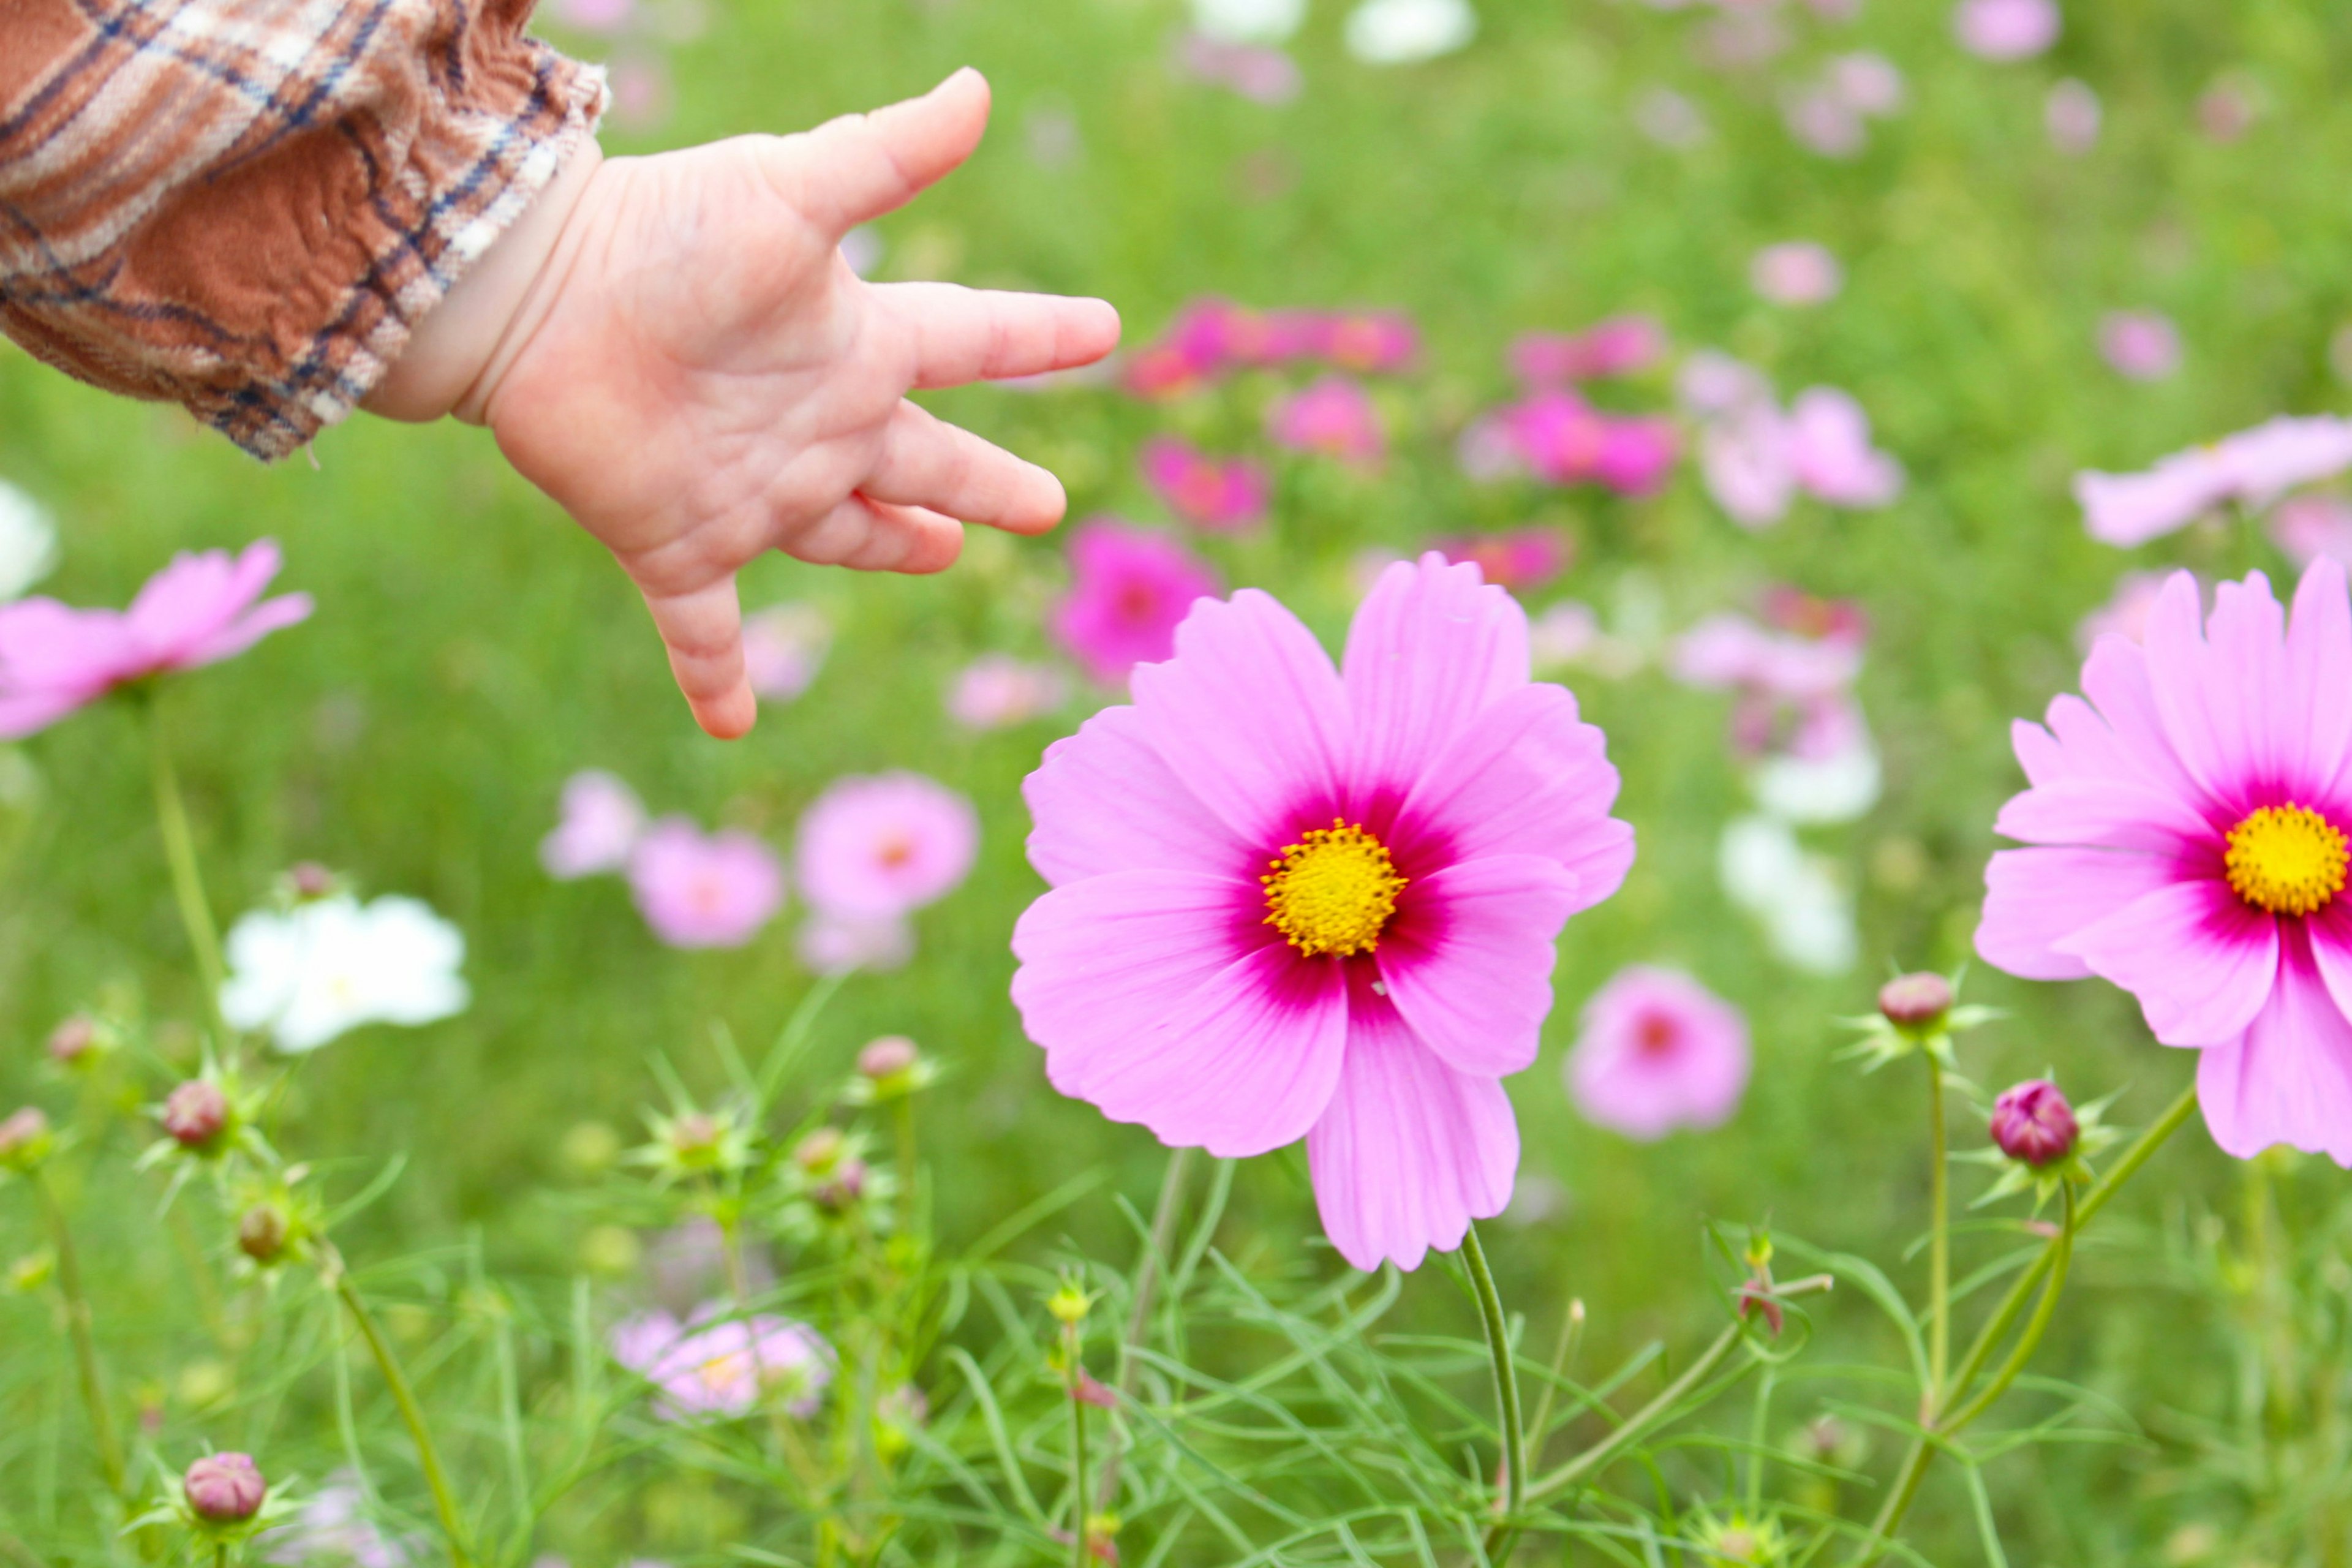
[740,603,831,700]
[1976,562,2352,1162]
[1268,375,1385,464]
[1176,32,1303,104]
[1784,88,1865,159]
[1955,0,2059,60]
[611,1308,832,1420]
[797,912,916,976]
[1566,966,1751,1140]
[2099,311,2182,382]
[1011,556,1635,1271]
[2078,416,2352,547]
[1140,437,1271,531]
[947,655,1069,729]
[2270,494,2352,568]
[795,772,979,921]
[627,820,786,948]
[1428,529,1572,592]
[0,540,311,739]
[1788,388,1905,507]
[2075,571,2173,650]
[552,0,633,32]
[1509,317,1667,383]
[1470,393,1679,496]
[1672,592,1868,760]
[2046,78,2101,153]
[1123,299,1259,398]
[1314,311,1421,374]
[1828,52,1907,118]
[1751,243,1844,307]
[1051,520,1223,684]
[541,771,647,878]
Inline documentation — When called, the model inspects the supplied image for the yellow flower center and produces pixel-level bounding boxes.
[2225,804,2349,917]
[1261,820,1408,957]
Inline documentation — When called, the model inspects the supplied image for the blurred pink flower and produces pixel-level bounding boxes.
[1268,375,1385,463]
[1140,437,1271,530]
[2198,80,2258,143]
[2078,416,2352,547]
[1472,392,1679,495]
[1700,402,1798,527]
[1955,0,2059,60]
[2270,494,2352,568]
[541,771,646,879]
[947,655,1069,729]
[1678,351,1774,419]
[795,771,979,921]
[2076,571,2173,649]
[0,539,312,740]
[1567,967,1750,1140]
[627,820,785,948]
[1785,88,1865,159]
[1750,242,1844,306]
[2099,311,2182,381]
[1428,529,1572,591]
[1787,388,1905,507]
[1694,380,1899,523]
[2046,78,2102,153]
[1673,592,1868,759]
[1634,86,1711,149]
[1051,519,1223,684]
[611,1308,832,1420]
[552,0,634,32]
[1828,52,1906,116]
[1012,556,1632,1270]
[1123,299,1257,398]
[1509,316,1667,383]
[796,912,916,976]
[606,52,672,132]
[1594,417,1681,495]
[1315,311,1421,374]
[741,604,831,700]
[1176,32,1303,104]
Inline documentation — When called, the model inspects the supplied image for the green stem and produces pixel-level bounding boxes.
[34,1173,125,1498]
[1940,1185,2075,1434]
[1926,1055,1951,1405]
[1095,1147,1193,1512]
[1844,1082,2198,1566]
[333,1268,474,1567]
[1525,1319,1749,1506]
[893,1096,918,1239]
[1068,1354,1090,1568]
[146,701,229,1037]
[1460,1223,1526,1528]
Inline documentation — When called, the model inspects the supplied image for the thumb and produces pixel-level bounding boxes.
[639,576,758,739]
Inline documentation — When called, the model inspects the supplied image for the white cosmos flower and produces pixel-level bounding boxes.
[221,894,469,1053]
[1344,0,1476,64]
[1192,0,1307,44]
[0,479,58,601]
[1751,731,1882,825]
[1719,815,1857,975]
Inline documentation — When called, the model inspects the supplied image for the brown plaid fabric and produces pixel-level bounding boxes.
[0,0,605,459]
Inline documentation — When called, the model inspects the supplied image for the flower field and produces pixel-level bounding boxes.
[9,0,2352,1564]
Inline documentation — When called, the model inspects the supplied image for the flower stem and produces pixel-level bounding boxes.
[145,701,229,1036]
[333,1268,475,1568]
[1925,1053,1951,1405]
[1940,1185,2075,1433]
[1842,1082,2198,1564]
[1460,1223,1526,1530]
[1095,1147,1193,1513]
[34,1172,125,1498]
[1068,1365,1090,1568]
[1524,1319,1751,1507]
[893,1096,918,1238]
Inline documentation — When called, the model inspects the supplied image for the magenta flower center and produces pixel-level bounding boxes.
[1634,1014,1680,1055]
[2225,804,2348,916]
[1260,820,1408,957]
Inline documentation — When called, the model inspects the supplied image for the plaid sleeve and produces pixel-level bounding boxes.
[0,0,606,460]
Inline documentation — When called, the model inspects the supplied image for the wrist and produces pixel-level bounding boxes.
[362,140,606,425]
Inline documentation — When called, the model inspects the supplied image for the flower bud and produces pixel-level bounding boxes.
[793,1126,846,1174]
[0,1107,52,1172]
[669,1112,720,1158]
[161,1081,230,1149]
[857,1036,920,1080]
[183,1452,266,1521]
[1047,1280,1092,1326]
[1990,1079,2078,1167]
[288,862,336,899]
[236,1204,290,1264]
[812,1159,868,1212]
[1877,972,1953,1032]
[47,1016,100,1067]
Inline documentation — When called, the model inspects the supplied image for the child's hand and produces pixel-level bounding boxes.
[368,70,1120,738]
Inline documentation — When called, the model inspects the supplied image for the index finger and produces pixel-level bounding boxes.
[776,67,992,240]
[880,282,1123,388]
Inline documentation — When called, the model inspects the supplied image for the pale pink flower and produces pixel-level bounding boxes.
[1140,437,1271,531]
[1828,52,1906,117]
[2075,571,2173,650]
[1508,316,1667,383]
[1176,32,1303,104]
[795,772,979,921]
[1678,351,1773,420]
[2197,79,2257,143]
[1784,89,1864,159]
[1566,967,1750,1140]
[611,1308,832,1420]
[1012,556,1634,1271]
[1787,388,1905,507]
[2269,494,2352,568]
[1314,311,1421,374]
[627,820,786,948]
[0,540,311,739]
[1700,402,1797,527]
[552,0,633,32]
[607,51,672,132]
[1977,563,2352,1163]
[796,912,916,976]
[1427,529,1572,592]
[947,655,1069,730]
[1956,0,2059,60]
[1633,86,1711,149]
[2098,311,2182,381]
[1050,519,1223,684]
[740,604,831,701]
[2046,78,2101,153]
[1268,375,1385,464]
[2078,417,2352,547]
[1672,593,1868,758]
[541,771,647,878]
[1750,242,1844,306]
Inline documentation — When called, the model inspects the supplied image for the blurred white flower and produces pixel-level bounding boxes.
[1719,815,1857,974]
[1344,0,1476,64]
[1751,731,1881,824]
[1193,0,1306,44]
[222,895,469,1053]
[0,479,58,602]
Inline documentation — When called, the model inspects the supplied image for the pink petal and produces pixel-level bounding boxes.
[2077,627,2220,815]
[2286,558,2352,800]
[1376,854,1578,1078]
[2201,573,2287,797]
[183,592,314,668]
[2012,718,2067,787]
[0,688,94,740]
[0,599,136,690]
[1992,779,2214,853]
[1011,872,1348,1156]
[2196,932,2352,1164]
[2139,571,2245,813]
[1128,590,1353,845]
[1340,555,1528,798]
[1306,978,1517,1272]
[2304,903,2352,1025]
[1976,846,2183,982]
[1022,704,1253,886]
[2056,878,2278,1047]
[126,543,276,666]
